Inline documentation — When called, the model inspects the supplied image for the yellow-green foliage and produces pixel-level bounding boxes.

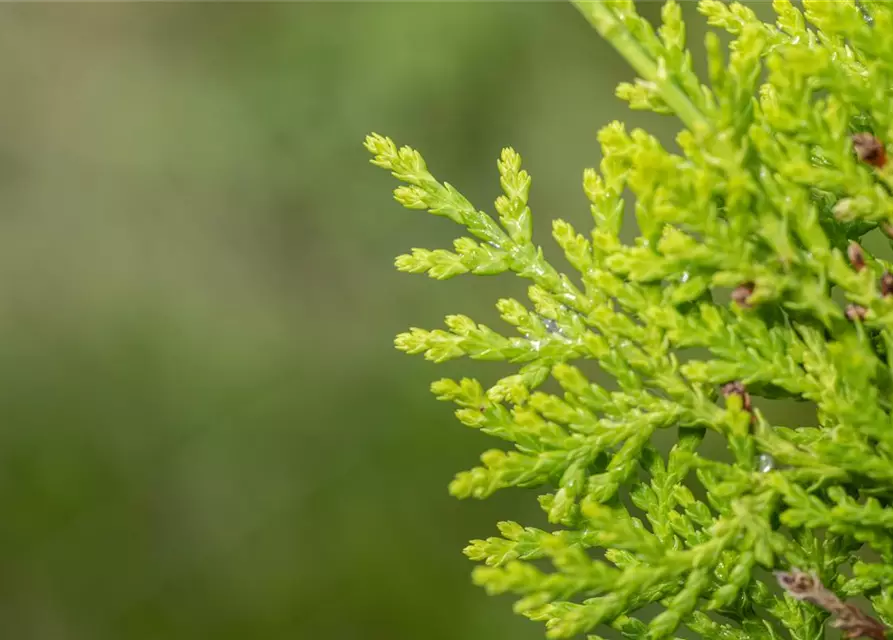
[366,1,893,638]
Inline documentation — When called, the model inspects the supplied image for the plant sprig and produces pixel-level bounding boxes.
[366,1,893,638]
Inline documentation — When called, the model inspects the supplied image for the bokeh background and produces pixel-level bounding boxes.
[0,3,789,639]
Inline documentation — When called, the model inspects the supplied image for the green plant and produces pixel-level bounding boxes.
[364,1,893,638]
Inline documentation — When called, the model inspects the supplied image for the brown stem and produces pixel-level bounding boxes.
[776,570,887,640]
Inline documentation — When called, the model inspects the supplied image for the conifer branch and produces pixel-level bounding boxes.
[571,0,707,131]
[366,0,893,638]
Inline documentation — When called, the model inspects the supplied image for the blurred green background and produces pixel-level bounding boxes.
[0,3,786,639]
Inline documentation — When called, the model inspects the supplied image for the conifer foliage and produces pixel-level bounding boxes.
[365,1,893,638]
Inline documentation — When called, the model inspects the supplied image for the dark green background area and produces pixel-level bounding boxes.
[0,3,789,639]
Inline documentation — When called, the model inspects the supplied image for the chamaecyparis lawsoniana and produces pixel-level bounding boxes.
[366,1,893,638]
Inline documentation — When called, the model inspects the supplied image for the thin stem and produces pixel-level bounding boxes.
[572,0,707,131]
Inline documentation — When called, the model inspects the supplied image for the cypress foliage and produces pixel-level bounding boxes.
[366,2,893,637]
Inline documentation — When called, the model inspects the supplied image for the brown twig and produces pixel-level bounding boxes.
[846,304,868,323]
[853,133,888,168]
[732,282,754,308]
[849,242,867,272]
[881,272,893,298]
[776,570,888,640]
